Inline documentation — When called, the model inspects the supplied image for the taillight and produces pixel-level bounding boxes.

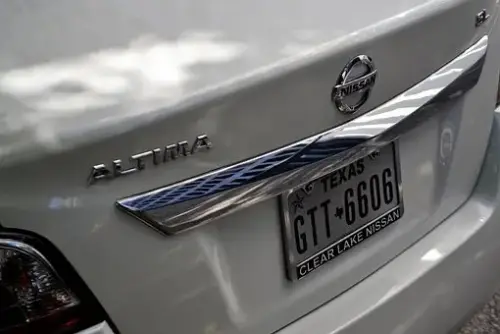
[0,230,116,334]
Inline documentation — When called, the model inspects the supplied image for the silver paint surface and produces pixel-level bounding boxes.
[0,0,498,333]
[0,0,491,168]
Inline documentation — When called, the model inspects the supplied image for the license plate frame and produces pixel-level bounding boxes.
[280,142,404,281]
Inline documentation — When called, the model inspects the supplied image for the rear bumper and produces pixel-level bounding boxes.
[77,322,115,334]
[277,111,500,334]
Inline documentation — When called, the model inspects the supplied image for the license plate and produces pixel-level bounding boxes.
[280,143,403,280]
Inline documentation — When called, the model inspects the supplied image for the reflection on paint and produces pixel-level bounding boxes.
[421,248,443,262]
[0,33,245,113]
[197,233,247,326]
[0,32,245,163]
[48,196,81,209]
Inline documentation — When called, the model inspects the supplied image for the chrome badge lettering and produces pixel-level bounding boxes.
[332,55,377,114]
[88,135,212,185]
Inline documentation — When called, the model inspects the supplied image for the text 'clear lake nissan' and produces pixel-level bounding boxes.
[2,0,500,333]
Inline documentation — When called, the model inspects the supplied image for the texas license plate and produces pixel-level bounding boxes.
[280,143,403,280]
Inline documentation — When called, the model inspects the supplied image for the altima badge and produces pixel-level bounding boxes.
[332,55,377,114]
[88,134,212,185]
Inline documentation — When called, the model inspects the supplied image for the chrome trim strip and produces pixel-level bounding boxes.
[117,36,488,235]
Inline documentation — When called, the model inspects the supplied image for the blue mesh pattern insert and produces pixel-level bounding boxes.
[120,136,364,211]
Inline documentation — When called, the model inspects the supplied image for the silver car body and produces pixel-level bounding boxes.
[1,0,500,333]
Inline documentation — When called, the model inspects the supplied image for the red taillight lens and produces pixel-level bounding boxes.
[0,231,116,334]
[0,241,79,331]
